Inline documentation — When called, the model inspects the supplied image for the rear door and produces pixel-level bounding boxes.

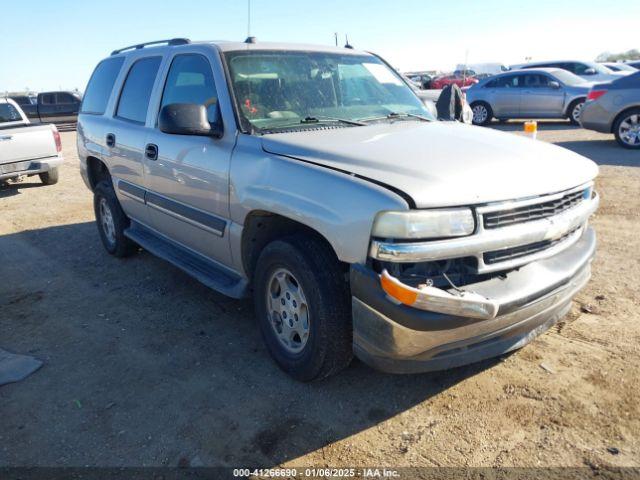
[106,56,163,225]
[143,51,233,264]
[486,74,522,117]
[519,73,565,117]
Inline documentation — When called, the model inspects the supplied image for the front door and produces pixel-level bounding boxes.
[143,52,233,265]
[519,73,565,117]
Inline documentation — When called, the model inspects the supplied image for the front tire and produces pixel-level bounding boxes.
[568,99,585,125]
[93,180,137,257]
[39,167,59,185]
[613,108,640,149]
[471,102,493,126]
[253,234,352,381]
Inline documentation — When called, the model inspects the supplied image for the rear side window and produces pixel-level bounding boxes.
[487,75,521,88]
[160,54,218,122]
[116,57,162,123]
[57,92,79,104]
[0,103,22,123]
[81,57,125,114]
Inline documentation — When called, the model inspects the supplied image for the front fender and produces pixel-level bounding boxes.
[229,134,409,265]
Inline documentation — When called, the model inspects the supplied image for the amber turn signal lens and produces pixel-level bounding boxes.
[380,270,418,305]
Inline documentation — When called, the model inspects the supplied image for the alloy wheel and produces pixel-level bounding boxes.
[618,114,640,146]
[473,105,488,124]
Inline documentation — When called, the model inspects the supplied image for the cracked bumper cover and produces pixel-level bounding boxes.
[350,227,596,374]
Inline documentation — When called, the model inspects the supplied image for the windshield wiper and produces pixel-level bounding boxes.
[300,116,366,126]
[258,115,366,134]
[360,112,432,123]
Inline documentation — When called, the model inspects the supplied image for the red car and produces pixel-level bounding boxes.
[430,74,478,90]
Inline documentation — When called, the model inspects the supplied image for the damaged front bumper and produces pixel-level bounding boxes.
[351,227,596,374]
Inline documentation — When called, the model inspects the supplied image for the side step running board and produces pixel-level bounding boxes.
[125,222,248,299]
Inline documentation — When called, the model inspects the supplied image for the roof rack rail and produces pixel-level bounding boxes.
[111,38,191,56]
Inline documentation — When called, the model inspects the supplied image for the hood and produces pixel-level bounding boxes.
[261,121,598,208]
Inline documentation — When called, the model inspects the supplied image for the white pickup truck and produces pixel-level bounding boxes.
[0,98,64,185]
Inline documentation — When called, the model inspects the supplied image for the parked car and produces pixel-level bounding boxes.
[430,73,478,90]
[18,91,81,125]
[600,62,637,73]
[0,98,63,184]
[405,72,432,89]
[78,38,598,381]
[625,60,640,69]
[510,60,629,82]
[466,68,592,125]
[580,71,640,149]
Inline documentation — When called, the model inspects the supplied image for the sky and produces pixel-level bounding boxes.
[1,0,636,93]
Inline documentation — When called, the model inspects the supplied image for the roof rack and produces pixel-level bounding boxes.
[111,38,191,56]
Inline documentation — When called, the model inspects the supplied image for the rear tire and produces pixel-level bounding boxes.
[93,180,137,257]
[39,167,59,185]
[613,108,640,149]
[471,102,493,126]
[568,99,585,125]
[253,234,352,381]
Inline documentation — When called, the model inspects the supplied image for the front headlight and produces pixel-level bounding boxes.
[372,208,475,240]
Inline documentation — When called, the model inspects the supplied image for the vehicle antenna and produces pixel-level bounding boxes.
[247,0,251,39]
[345,34,353,49]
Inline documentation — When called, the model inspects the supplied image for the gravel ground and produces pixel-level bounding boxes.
[0,122,638,471]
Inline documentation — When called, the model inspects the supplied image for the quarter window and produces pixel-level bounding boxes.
[160,54,218,123]
[116,56,162,123]
[81,57,125,114]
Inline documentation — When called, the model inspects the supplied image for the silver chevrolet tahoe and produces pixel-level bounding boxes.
[77,38,599,381]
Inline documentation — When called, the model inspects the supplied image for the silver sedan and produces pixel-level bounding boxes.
[466,68,592,125]
[580,71,640,149]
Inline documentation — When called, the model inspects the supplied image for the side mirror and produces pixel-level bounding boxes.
[159,103,223,138]
[549,81,561,89]
[583,68,596,75]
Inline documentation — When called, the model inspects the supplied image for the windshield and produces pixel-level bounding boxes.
[224,50,434,133]
[552,69,588,86]
[587,62,613,74]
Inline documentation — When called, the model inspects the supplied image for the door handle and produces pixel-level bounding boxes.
[106,133,116,148]
[145,143,158,161]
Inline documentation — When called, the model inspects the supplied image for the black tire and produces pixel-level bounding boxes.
[253,234,352,381]
[567,98,585,125]
[93,180,137,257]
[470,101,493,126]
[39,167,59,185]
[613,108,640,149]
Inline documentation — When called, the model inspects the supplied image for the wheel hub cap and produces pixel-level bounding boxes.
[99,198,116,245]
[620,114,640,145]
[266,268,310,354]
[573,103,583,122]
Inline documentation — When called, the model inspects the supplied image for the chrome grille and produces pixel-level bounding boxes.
[484,229,578,265]
[483,189,587,229]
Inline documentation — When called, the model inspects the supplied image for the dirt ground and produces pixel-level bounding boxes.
[0,123,638,471]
